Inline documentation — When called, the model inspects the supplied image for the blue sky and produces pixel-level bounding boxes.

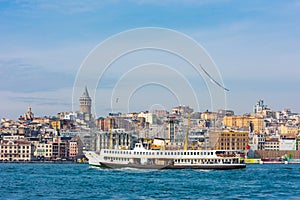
[0,0,300,119]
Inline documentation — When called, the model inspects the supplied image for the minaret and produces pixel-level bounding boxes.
[79,86,92,114]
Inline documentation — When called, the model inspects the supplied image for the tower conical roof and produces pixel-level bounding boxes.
[81,86,90,98]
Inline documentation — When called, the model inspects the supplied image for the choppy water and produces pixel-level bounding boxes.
[0,164,299,199]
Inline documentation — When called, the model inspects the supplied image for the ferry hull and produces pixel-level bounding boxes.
[99,162,169,170]
[96,161,246,170]
[164,164,246,170]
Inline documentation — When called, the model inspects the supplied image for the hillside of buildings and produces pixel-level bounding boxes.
[1,87,300,162]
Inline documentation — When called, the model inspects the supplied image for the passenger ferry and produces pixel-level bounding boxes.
[84,143,246,170]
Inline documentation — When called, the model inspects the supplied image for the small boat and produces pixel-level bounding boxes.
[84,143,246,170]
[259,158,286,164]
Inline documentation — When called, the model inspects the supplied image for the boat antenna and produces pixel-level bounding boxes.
[199,64,230,91]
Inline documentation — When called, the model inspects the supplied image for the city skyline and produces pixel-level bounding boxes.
[0,0,299,119]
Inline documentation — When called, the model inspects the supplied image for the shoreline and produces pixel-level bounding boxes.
[0,161,88,164]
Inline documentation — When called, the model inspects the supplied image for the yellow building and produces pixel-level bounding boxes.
[223,115,264,133]
[210,130,249,151]
[280,125,299,138]
[201,111,218,121]
[51,120,61,130]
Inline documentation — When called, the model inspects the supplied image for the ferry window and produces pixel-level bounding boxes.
[157,152,159,155]
[143,152,145,155]
[171,152,173,155]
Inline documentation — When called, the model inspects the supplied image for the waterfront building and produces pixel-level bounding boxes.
[35,142,53,160]
[0,140,34,162]
[52,140,68,160]
[69,140,79,159]
[264,138,279,151]
[279,138,297,151]
[210,130,249,151]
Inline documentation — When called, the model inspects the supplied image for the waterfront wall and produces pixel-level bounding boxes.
[255,150,300,159]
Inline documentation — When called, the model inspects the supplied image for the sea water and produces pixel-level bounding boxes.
[0,164,299,199]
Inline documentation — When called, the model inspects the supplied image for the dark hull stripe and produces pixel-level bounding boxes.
[97,162,246,170]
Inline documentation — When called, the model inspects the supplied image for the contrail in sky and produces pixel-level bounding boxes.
[200,64,230,91]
